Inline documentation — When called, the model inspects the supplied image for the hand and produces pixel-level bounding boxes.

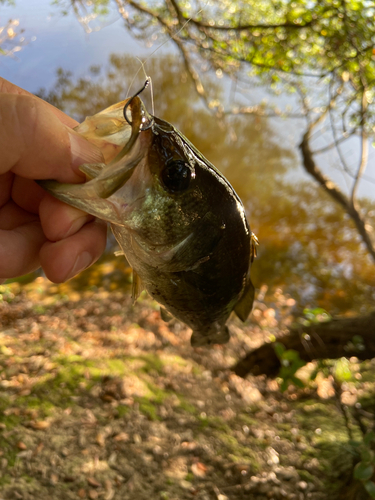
[0,78,107,283]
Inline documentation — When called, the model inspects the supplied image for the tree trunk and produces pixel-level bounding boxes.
[300,131,375,263]
[232,312,375,378]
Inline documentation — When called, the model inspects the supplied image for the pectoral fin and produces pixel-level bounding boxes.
[131,269,144,303]
[37,178,118,220]
[79,163,105,180]
[234,278,255,322]
[155,213,223,273]
[160,307,173,323]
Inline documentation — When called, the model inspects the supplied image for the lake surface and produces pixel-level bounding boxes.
[1,0,374,313]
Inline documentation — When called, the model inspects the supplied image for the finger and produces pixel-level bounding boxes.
[0,93,103,180]
[39,219,107,283]
[0,221,46,279]
[0,77,78,128]
[39,194,94,241]
[12,177,45,214]
[0,200,38,230]
[0,171,14,207]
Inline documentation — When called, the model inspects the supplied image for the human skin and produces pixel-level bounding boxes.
[0,77,107,283]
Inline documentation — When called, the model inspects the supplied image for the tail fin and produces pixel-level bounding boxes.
[190,324,229,347]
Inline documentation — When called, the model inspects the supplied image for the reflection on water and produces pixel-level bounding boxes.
[35,54,375,315]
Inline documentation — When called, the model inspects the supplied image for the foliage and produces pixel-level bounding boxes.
[302,307,332,325]
[0,18,24,57]
[56,0,375,266]
[1,275,375,498]
[274,342,305,391]
[36,53,375,314]
[353,432,375,497]
[60,0,375,124]
[51,0,111,32]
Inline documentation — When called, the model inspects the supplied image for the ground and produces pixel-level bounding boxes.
[0,267,372,499]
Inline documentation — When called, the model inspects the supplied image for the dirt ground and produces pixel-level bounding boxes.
[0,272,371,499]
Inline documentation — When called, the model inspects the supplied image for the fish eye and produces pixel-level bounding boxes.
[161,160,191,193]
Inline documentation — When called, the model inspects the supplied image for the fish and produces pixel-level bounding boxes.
[38,81,258,346]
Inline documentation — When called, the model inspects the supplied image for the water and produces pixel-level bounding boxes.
[1,0,374,314]
[0,0,146,89]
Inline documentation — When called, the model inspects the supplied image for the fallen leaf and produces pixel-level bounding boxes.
[30,420,50,430]
[104,490,115,500]
[191,462,207,478]
[113,432,129,442]
[34,442,44,455]
[50,473,58,485]
[88,477,101,488]
[96,432,105,447]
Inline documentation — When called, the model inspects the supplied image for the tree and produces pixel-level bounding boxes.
[50,1,375,377]
[57,0,375,260]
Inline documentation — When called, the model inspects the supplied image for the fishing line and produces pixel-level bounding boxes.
[125,7,204,112]
[135,56,154,117]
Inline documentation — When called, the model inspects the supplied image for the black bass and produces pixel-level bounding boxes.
[38,82,257,346]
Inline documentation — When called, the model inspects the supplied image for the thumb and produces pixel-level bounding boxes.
[0,93,103,182]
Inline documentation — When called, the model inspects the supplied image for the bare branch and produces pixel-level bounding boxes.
[167,0,317,31]
[173,35,210,107]
[351,89,369,205]
[223,106,304,119]
[182,17,314,32]
[300,127,375,262]
[327,80,355,182]
[312,133,354,155]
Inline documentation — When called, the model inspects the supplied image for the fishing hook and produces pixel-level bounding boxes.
[123,78,154,131]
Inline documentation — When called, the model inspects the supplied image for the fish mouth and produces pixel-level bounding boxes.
[37,96,152,225]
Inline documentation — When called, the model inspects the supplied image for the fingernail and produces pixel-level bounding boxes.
[67,251,93,280]
[61,213,93,239]
[68,129,104,168]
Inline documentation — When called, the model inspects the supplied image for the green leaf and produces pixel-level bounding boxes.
[290,375,305,388]
[303,308,332,324]
[280,379,288,392]
[274,342,286,358]
[364,432,375,447]
[361,449,375,464]
[282,349,301,361]
[364,481,375,498]
[334,358,353,382]
[354,462,374,481]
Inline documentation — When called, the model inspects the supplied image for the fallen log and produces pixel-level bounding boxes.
[233,312,375,378]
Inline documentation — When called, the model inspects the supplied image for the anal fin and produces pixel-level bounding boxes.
[131,269,143,303]
[160,307,173,323]
[234,278,255,322]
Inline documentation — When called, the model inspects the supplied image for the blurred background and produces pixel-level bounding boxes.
[1,3,375,499]
[2,0,375,316]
